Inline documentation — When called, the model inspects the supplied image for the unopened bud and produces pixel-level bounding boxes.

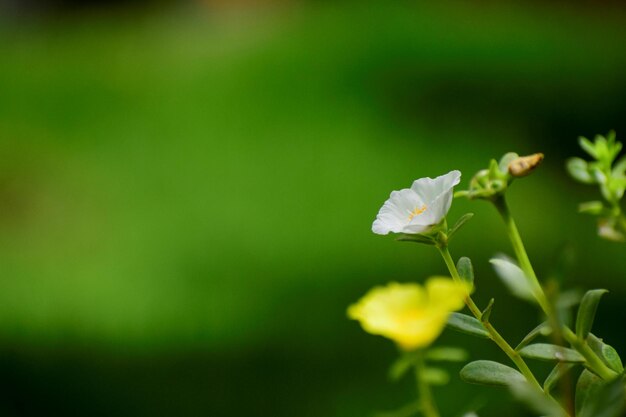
[508,153,544,177]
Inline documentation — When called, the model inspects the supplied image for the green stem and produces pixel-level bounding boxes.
[493,195,619,381]
[439,245,570,416]
[415,352,440,417]
[492,197,551,314]
[562,327,618,380]
[438,246,542,390]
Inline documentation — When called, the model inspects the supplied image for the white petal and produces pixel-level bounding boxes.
[372,189,424,235]
[421,187,454,224]
[409,170,461,223]
[411,170,461,204]
[401,222,432,234]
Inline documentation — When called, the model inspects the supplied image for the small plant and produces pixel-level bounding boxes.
[348,133,626,417]
[567,131,626,241]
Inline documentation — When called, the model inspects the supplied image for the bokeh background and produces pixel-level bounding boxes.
[1,0,626,416]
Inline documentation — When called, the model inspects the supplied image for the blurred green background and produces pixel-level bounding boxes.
[1,1,626,416]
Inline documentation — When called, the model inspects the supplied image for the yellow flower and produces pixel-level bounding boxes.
[347,278,470,350]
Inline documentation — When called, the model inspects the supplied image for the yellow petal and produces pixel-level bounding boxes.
[348,280,462,350]
[426,276,471,311]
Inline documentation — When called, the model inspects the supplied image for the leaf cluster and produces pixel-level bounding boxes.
[566,131,626,241]
[450,280,625,417]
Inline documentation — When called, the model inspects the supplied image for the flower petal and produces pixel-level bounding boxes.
[426,276,470,311]
[401,222,433,234]
[348,279,470,350]
[372,189,424,235]
[394,312,448,350]
[409,170,461,225]
[347,282,426,336]
[420,188,454,225]
[411,170,461,204]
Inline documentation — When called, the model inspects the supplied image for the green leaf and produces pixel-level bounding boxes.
[480,298,494,323]
[490,255,535,302]
[578,201,605,215]
[396,234,435,245]
[460,360,525,387]
[543,363,576,395]
[518,343,584,362]
[448,213,474,239]
[587,333,624,373]
[595,135,610,161]
[488,158,501,178]
[576,289,608,339]
[607,130,617,145]
[388,352,418,381]
[611,155,626,177]
[426,346,469,362]
[509,381,569,417]
[422,367,449,385]
[610,141,623,163]
[576,370,602,416]
[579,136,598,159]
[456,257,474,286]
[447,313,490,339]
[515,321,552,351]
[567,157,594,183]
[579,375,626,417]
[498,152,520,173]
[609,178,626,200]
[601,344,623,373]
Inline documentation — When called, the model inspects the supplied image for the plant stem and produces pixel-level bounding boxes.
[438,246,542,390]
[439,245,571,417]
[415,353,440,417]
[562,327,618,380]
[493,195,619,381]
[492,197,551,314]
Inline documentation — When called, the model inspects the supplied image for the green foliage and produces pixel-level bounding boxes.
[508,381,569,417]
[447,214,474,241]
[517,343,585,363]
[515,322,551,351]
[458,155,511,201]
[389,353,419,382]
[489,256,535,302]
[396,234,437,245]
[567,158,595,184]
[587,334,624,373]
[446,313,490,339]
[543,363,576,395]
[422,367,450,385]
[567,131,626,241]
[388,348,469,382]
[576,371,626,417]
[575,370,603,416]
[456,257,474,286]
[426,347,469,362]
[480,299,494,323]
[578,200,605,215]
[498,153,520,173]
[460,360,525,387]
[458,152,544,201]
[576,289,608,339]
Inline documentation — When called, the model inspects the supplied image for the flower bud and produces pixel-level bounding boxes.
[508,153,544,177]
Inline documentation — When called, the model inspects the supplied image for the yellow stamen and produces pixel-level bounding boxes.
[408,205,427,221]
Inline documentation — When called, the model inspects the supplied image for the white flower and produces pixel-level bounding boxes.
[372,170,461,235]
